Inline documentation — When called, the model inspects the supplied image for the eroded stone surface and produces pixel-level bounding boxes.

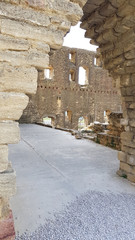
[81,0,135,182]
[0,0,86,238]
[0,210,15,240]
[0,145,8,173]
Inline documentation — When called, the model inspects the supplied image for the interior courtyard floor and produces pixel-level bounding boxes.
[9,124,135,239]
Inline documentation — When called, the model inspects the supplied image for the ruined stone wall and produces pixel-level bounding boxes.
[97,112,124,150]
[21,47,121,129]
[0,1,85,238]
[81,0,135,182]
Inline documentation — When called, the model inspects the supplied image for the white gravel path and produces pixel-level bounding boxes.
[15,190,135,240]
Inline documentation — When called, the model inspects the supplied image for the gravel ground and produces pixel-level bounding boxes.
[15,190,135,240]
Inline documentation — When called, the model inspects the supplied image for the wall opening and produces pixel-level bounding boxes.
[104,110,108,123]
[94,57,97,66]
[57,96,61,108]
[44,66,54,79]
[65,110,72,122]
[78,116,87,129]
[69,69,75,82]
[78,66,89,85]
[94,56,102,67]
[43,117,52,126]
[69,51,76,63]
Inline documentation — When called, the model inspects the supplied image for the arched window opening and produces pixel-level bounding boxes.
[78,66,89,85]
[44,66,54,79]
[69,69,75,82]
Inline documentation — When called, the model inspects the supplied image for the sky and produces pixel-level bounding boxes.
[63,22,97,52]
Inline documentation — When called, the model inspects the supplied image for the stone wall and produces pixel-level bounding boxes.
[0,1,85,238]
[97,112,124,150]
[81,0,135,182]
[20,47,121,129]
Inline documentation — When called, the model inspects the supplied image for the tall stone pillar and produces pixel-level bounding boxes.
[0,0,85,238]
[81,0,135,183]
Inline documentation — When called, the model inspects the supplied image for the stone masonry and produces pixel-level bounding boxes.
[20,47,121,129]
[97,111,124,150]
[81,0,135,182]
[0,1,85,239]
[1,0,135,238]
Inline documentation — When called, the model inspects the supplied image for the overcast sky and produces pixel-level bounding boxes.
[63,22,97,52]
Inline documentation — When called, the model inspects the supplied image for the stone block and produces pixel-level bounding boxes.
[0,35,29,51]
[103,14,118,30]
[120,162,132,173]
[0,50,49,68]
[0,92,29,120]
[125,49,135,59]
[127,109,135,119]
[121,145,135,155]
[0,2,50,27]
[1,19,64,49]
[0,121,20,144]
[0,210,15,240]
[129,103,135,109]
[129,120,135,127]
[30,41,50,54]
[117,169,127,178]
[127,154,135,166]
[0,145,8,173]
[23,0,83,24]
[110,0,126,8]
[121,131,133,141]
[120,75,131,87]
[0,166,16,198]
[117,4,134,17]
[118,151,127,162]
[127,173,135,183]
[99,2,116,17]
[120,119,128,126]
[0,64,38,94]
[131,73,135,85]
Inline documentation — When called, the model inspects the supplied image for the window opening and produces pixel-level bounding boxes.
[78,66,89,85]
[69,70,75,82]
[43,117,52,126]
[78,116,87,130]
[65,110,72,122]
[44,66,54,79]
[69,51,76,63]
[57,96,61,108]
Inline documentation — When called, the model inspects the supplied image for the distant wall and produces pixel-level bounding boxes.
[20,47,122,129]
